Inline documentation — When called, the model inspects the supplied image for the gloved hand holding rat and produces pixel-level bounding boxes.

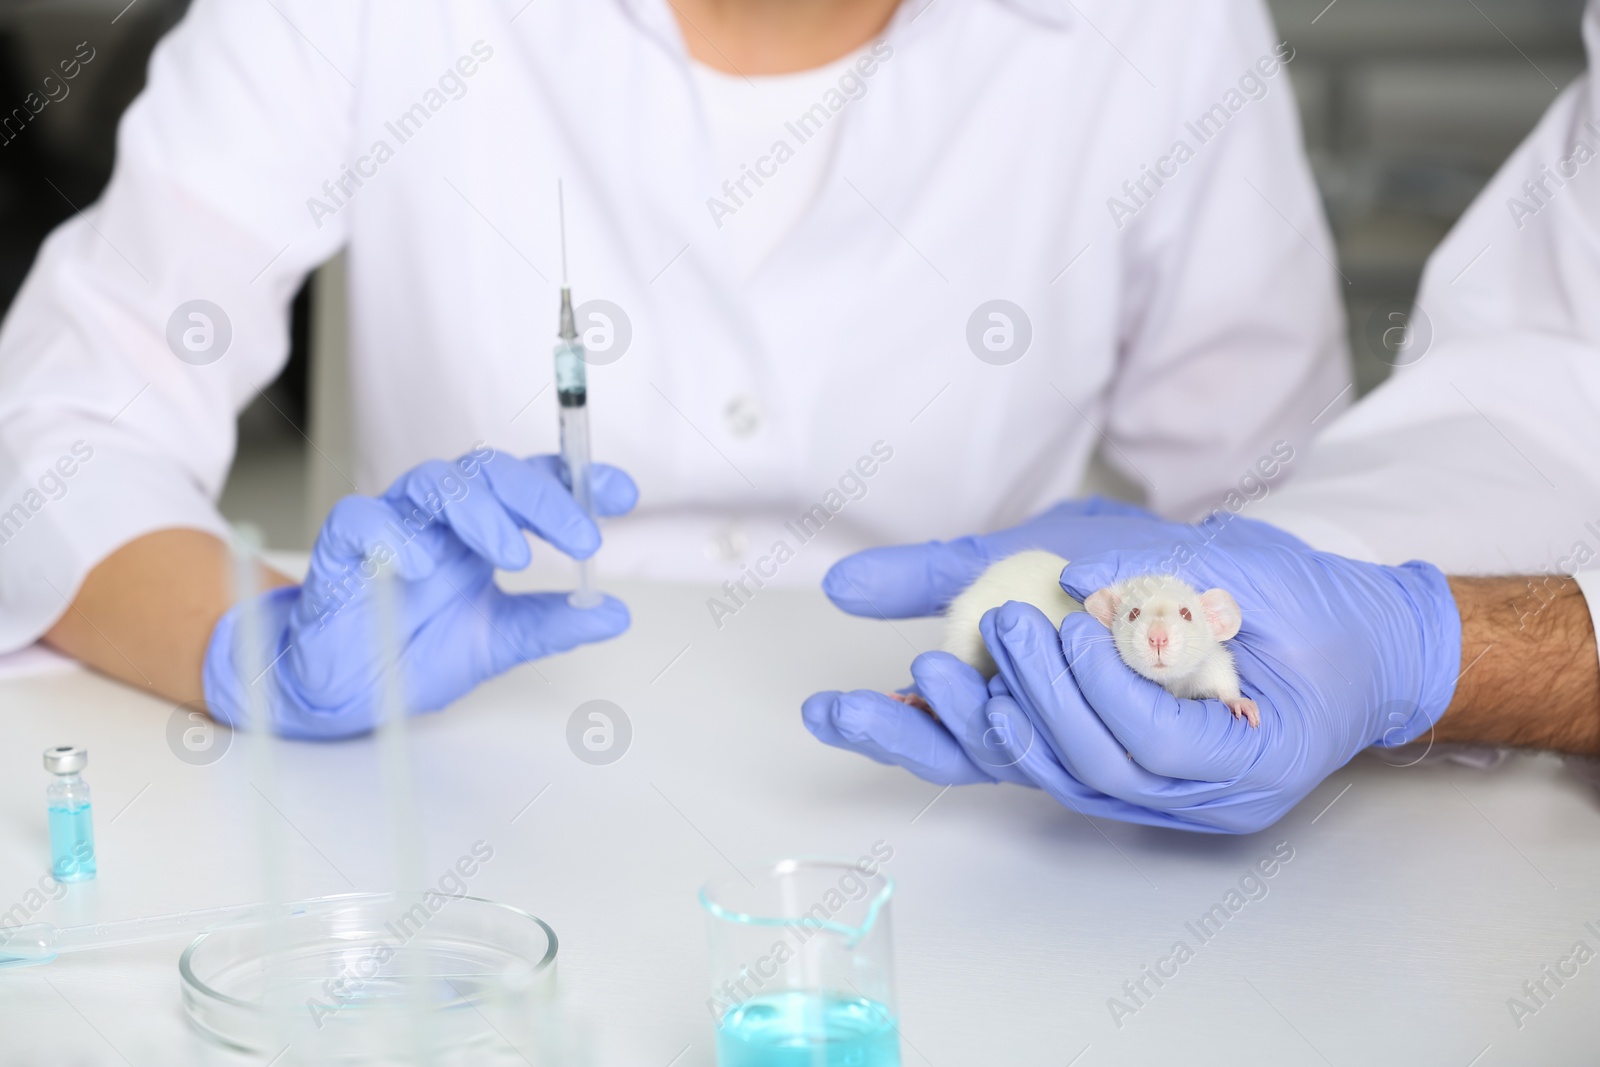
[804,509,1463,833]
[204,447,638,740]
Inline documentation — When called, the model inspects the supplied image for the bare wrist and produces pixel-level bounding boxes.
[1430,576,1600,755]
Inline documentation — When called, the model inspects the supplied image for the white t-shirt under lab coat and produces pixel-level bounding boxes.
[690,53,860,280]
[0,0,1348,652]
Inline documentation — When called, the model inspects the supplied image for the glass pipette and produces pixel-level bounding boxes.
[555,180,603,609]
[0,896,359,969]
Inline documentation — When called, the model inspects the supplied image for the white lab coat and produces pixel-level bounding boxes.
[0,0,1347,651]
[1255,0,1600,627]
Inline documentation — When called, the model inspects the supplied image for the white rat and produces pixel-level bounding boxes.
[893,550,1259,728]
[1082,572,1259,727]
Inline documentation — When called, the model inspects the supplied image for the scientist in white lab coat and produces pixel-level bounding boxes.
[808,0,1600,832]
[0,0,1347,737]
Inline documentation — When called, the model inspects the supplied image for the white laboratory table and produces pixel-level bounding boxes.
[2,574,1599,1066]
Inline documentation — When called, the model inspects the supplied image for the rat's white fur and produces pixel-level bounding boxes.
[939,557,1259,727]
[941,550,1081,676]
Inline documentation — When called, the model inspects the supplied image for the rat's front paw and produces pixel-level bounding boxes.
[889,691,939,721]
[1225,698,1260,729]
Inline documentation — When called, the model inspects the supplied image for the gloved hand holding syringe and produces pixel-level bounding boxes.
[201,186,631,738]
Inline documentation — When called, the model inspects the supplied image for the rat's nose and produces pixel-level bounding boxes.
[1147,626,1169,656]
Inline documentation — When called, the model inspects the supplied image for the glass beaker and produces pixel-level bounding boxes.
[700,858,900,1067]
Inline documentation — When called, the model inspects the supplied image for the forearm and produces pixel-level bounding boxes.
[1431,576,1600,755]
[41,528,295,706]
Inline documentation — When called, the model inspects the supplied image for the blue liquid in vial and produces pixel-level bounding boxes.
[716,991,900,1067]
[48,803,96,882]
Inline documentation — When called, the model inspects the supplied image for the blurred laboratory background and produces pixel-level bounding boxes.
[0,0,1589,549]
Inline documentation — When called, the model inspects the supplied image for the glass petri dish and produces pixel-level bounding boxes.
[179,892,557,1061]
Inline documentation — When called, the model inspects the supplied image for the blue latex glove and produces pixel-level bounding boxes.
[204,447,637,739]
[807,544,1462,833]
[820,495,1305,620]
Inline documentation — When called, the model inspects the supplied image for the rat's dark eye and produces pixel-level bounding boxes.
[1179,607,1192,621]
[1127,608,1140,621]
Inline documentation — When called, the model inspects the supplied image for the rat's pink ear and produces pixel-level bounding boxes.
[1083,588,1121,628]
[1199,588,1242,641]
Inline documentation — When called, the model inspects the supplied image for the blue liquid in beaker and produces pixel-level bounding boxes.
[716,991,900,1067]
[48,803,96,882]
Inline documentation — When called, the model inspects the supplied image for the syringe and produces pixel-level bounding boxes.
[555,182,604,610]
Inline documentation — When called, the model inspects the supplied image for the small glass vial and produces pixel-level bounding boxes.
[44,745,96,882]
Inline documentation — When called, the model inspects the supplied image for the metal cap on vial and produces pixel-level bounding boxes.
[44,745,88,775]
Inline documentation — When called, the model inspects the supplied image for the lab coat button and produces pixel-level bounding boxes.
[724,394,761,438]
[707,524,750,563]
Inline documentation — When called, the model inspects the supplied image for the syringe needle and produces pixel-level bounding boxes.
[558,178,569,288]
